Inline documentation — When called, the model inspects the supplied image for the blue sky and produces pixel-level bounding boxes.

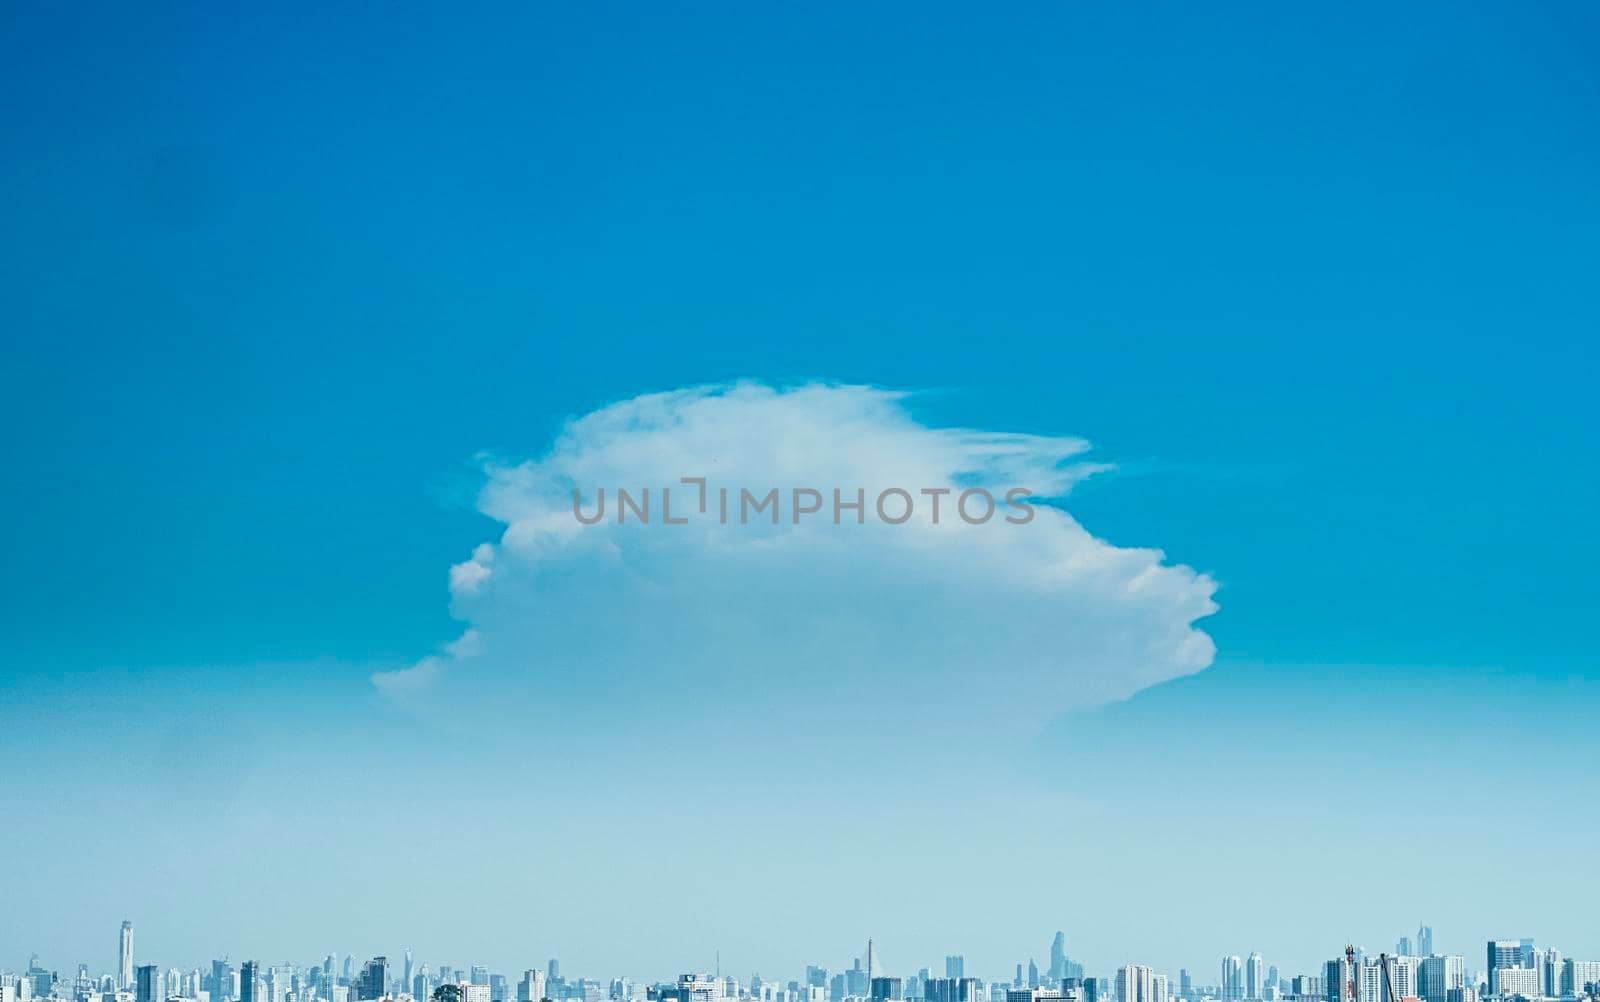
[2,0,1598,986]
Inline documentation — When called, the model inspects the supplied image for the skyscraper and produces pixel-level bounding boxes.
[403,955,413,997]
[1417,928,1433,960]
[1486,941,1533,996]
[242,962,260,1002]
[1050,936,1066,982]
[358,960,388,1001]
[1419,956,1463,1002]
[1247,955,1264,1001]
[1222,959,1244,1001]
[136,967,160,1002]
[120,922,135,991]
[1116,967,1154,1002]
[945,961,964,982]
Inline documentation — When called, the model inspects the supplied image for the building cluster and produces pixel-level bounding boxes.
[5,921,1599,1002]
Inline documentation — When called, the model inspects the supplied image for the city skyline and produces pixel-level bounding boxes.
[3,0,1598,985]
[10,922,1596,1002]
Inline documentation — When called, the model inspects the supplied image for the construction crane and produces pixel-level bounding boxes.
[1342,945,1406,1002]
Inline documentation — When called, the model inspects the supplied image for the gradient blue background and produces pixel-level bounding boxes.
[2,0,1597,985]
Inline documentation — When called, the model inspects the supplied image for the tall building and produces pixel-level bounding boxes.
[120,922,136,991]
[871,980,903,1002]
[242,962,261,1002]
[1180,972,1192,999]
[1223,959,1244,1001]
[403,956,413,998]
[136,967,160,1002]
[1418,929,1434,961]
[1486,942,1534,996]
[1563,960,1600,997]
[946,962,965,982]
[1419,956,1463,1002]
[1490,970,1537,998]
[1248,955,1265,1000]
[1532,949,1561,999]
[358,960,388,1001]
[1116,967,1154,1002]
[1398,943,1413,962]
[1051,937,1067,982]
[519,972,547,1002]
[1326,958,1349,1002]
[923,981,976,1002]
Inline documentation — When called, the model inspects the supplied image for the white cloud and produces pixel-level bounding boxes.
[373,382,1218,727]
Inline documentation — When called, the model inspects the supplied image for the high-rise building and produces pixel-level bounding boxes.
[1051,937,1066,982]
[242,963,261,1002]
[1223,959,1245,1001]
[1420,956,1464,1002]
[1418,929,1434,961]
[1116,967,1154,1002]
[519,972,546,1002]
[1398,943,1414,962]
[1486,942,1534,997]
[1248,955,1266,1000]
[1180,972,1193,999]
[1489,970,1536,998]
[923,981,976,1002]
[1532,949,1561,999]
[1029,964,1040,991]
[136,967,160,1002]
[1563,960,1600,997]
[120,922,136,991]
[946,962,965,982]
[358,960,387,1001]
[403,956,413,998]
[871,980,903,1002]
[211,961,237,1002]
